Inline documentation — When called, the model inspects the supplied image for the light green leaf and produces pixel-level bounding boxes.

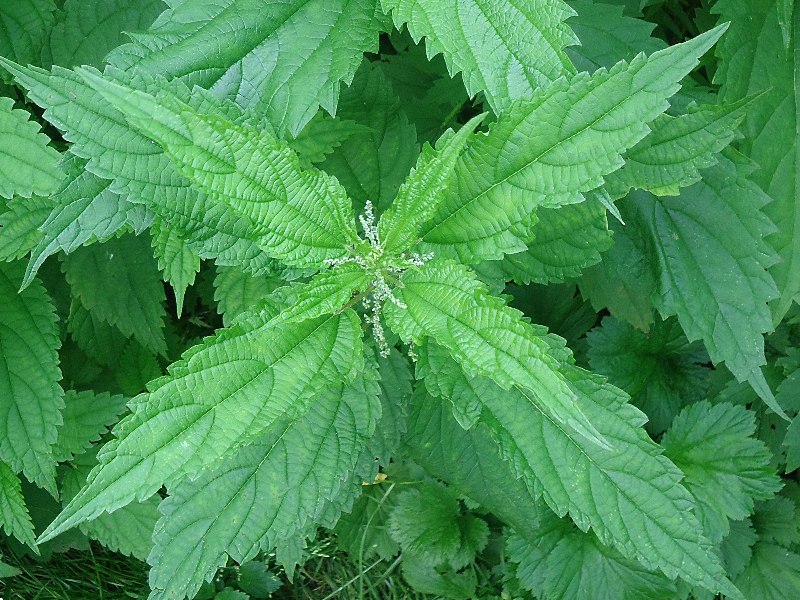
[0,0,56,66]
[62,234,167,356]
[38,308,363,543]
[108,0,388,135]
[0,261,63,495]
[46,0,165,68]
[416,342,738,596]
[661,402,781,543]
[627,157,780,414]
[605,99,749,198]
[0,196,51,262]
[0,461,37,551]
[384,259,606,447]
[288,112,371,167]
[587,316,709,434]
[507,519,676,600]
[0,96,61,199]
[78,67,361,268]
[381,0,577,113]
[420,26,727,263]
[147,365,381,600]
[735,543,800,600]
[151,218,200,317]
[53,390,128,463]
[714,0,800,322]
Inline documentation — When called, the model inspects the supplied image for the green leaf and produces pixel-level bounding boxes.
[720,518,757,580]
[0,196,51,262]
[378,113,483,254]
[62,234,167,356]
[66,299,129,367]
[713,0,800,323]
[333,484,400,562]
[416,342,739,597]
[507,519,677,600]
[213,267,283,327]
[0,0,56,66]
[605,99,749,198]
[146,365,381,600]
[38,308,363,544]
[0,261,63,495]
[108,0,388,136]
[419,26,727,263]
[661,402,782,543]
[77,67,361,268]
[587,316,709,434]
[115,342,162,396]
[0,96,61,199]
[53,390,128,463]
[734,543,800,600]
[626,157,780,414]
[46,0,165,68]
[288,112,371,167]
[400,553,477,599]
[385,259,606,447]
[0,461,37,551]
[151,218,200,317]
[565,0,666,72]
[752,497,798,547]
[381,0,577,113]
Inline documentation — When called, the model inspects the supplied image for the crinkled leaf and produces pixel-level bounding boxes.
[0,462,37,551]
[587,316,709,434]
[420,27,726,263]
[108,0,388,136]
[62,234,167,356]
[147,365,380,600]
[417,342,739,596]
[288,112,371,167]
[38,308,363,543]
[0,0,55,66]
[661,401,781,543]
[213,267,283,327]
[0,261,63,495]
[381,0,577,113]
[0,96,61,199]
[151,218,200,316]
[0,196,51,262]
[53,390,128,463]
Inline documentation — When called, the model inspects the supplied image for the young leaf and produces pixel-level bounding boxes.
[146,364,381,600]
[378,113,483,254]
[626,157,780,415]
[661,402,782,542]
[381,0,578,113]
[62,234,167,356]
[0,461,37,551]
[384,259,606,447]
[38,308,363,543]
[151,219,200,317]
[0,96,61,199]
[416,343,740,597]
[0,261,63,495]
[419,26,727,263]
[107,0,388,135]
[77,67,361,268]
[53,390,128,463]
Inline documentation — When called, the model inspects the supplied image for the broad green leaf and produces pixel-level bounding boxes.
[108,0,388,135]
[0,196,51,262]
[38,308,363,543]
[605,99,749,198]
[378,113,483,254]
[53,390,128,463]
[384,259,606,447]
[720,518,757,580]
[735,543,800,600]
[61,449,159,562]
[661,402,781,543]
[78,67,361,268]
[62,234,167,356]
[115,342,162,396]
[381,0,577,113]
[0,261,63,495]
[213,267,283,327]
[489,199,612,285]
[66,299,129,367]
[626,157,780,414]
[0,462,37,551]
[0,0,55,66]
[565,0,666,72]
[416,342,739,597]
[288,112,371,167]
[752,497,798,547]
[151,218,200,317]
[587,316,709,434]
[714,0,800,323]
[0,96,61,198]
[46,0,166,68]
[333,485,399,562]
[24,156,152,288]
[319,63,419,213]
[419,26,727,263]
[400,553,477,599]
[147,364,381,600]
[507,519,677,600]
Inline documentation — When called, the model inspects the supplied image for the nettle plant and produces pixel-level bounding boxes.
[1,0,799,599]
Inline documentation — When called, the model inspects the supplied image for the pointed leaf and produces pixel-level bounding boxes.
[735,542,800,600]
[0,462,37,551]
[0,0,56,66]
[151,219,200,317]
[0,196,51,262]
[53,390,128,463]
